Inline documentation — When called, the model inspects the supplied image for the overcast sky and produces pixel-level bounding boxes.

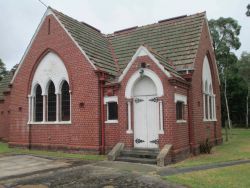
[0,0,249,70]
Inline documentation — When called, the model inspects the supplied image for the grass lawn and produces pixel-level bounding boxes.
[164,129,250,187]
[164,163,250,188]
[172,128,250,168]
[0,142,106,161]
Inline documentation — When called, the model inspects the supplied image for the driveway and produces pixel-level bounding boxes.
[0,155,70,180]
[0,155,183,188]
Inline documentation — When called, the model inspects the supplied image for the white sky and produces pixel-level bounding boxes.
[0,0,249,70]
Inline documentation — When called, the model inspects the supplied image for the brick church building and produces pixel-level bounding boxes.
[0,7,222,164]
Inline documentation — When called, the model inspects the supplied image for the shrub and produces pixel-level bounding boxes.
[199,138,213,154]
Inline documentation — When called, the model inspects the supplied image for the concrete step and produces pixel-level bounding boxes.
[121,149,159,159]
[116,156,157,165]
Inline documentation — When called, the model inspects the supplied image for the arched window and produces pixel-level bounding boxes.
[202,56,216,121]
[35,85,43,122]
[29,52,71,124]
[204,81,209,119]
[47,81,56,121]
[61,81,70,121]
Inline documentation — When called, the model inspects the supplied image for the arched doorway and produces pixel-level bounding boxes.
[133,76,159,148]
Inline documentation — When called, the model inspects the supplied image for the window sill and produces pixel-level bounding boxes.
[158,130,164,134]
[176,120,187,123]
[203,119,217,122]
[105,120,118,124]
[27,121,72,125]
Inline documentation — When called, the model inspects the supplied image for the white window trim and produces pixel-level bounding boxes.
[174,94,187,105]
[104,96,118,124]
[176,120,187,123]
[203,92,217,122]
[104,96,118,104]
[174,94,187,123]
[27,82,71,125]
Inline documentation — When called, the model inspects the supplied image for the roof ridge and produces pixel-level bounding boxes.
[51,8,103,35]
[107,12,206,37]
[107,38,121,75]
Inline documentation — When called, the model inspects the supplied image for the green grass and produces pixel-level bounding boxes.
[0,142,106,161]
[164,163,250,188]
[172,128,250,168]
[164,129,250,188]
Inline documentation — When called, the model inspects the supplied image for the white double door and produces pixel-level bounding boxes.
[134,95,159,149]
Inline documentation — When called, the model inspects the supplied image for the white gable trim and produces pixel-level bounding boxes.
[203,16,220,85]
[118,46,171,83]
[11,7,97,84]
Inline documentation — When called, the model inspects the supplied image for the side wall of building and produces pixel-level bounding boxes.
[190,21,222,152]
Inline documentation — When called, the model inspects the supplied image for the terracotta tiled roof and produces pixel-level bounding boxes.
[53,9,118,75]
[52,8,205,76]
[108,12,205,72]
[0,72,13,100]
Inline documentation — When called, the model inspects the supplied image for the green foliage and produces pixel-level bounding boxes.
[238,52,250,91]
[199,139,213,154]
[209,17,241,54]
[208,18,247,126]
[0,58,7,80]
[225,62,248,125]
[246,4,250,16]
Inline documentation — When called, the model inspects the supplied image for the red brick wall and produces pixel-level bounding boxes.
[0,94,11,141]
[5,13,221,159]
[8,15,101,152]
[104,55,190,152]
[190,21,222,149]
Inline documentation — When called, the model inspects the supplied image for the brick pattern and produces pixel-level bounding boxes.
[8,15,101,152]
[0,94,11,141]
[0,13,222,162]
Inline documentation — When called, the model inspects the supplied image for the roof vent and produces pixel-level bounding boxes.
[80,21,101,33]
[114,26,138,34]
[158,15,187,23]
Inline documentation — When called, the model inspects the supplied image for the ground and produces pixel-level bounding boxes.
[164,128,250,187]
[0,129,249,187]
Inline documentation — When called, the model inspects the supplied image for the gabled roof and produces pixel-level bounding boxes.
[12,8,207,83]
[108,12,205,72]
[52,9,118,75]
[0,72,13,100]
[52,9,205,75]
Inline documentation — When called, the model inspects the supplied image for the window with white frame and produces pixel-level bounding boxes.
[174,93,187,123]
[34,84,43,122]
[104,96,118,123]
[28,52,71,124]
[202,56,216,121]
[176,101,184,120]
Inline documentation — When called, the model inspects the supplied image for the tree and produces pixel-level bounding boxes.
[238,52,250,128]
[246,4,250,16]
[0,58,7,80]
[209,17,241,140]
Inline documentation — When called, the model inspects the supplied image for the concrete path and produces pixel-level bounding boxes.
[1,154,249,187]
[157,159,250,176]
[0,155,69,180]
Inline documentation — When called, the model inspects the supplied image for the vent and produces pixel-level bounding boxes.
[158,15,187,23]
[114,26,138,34]
[81,21,101,33]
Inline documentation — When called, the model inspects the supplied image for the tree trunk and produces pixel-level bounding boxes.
[225,120,229,142]
[224,75,232,129]
[246,91,249,128]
